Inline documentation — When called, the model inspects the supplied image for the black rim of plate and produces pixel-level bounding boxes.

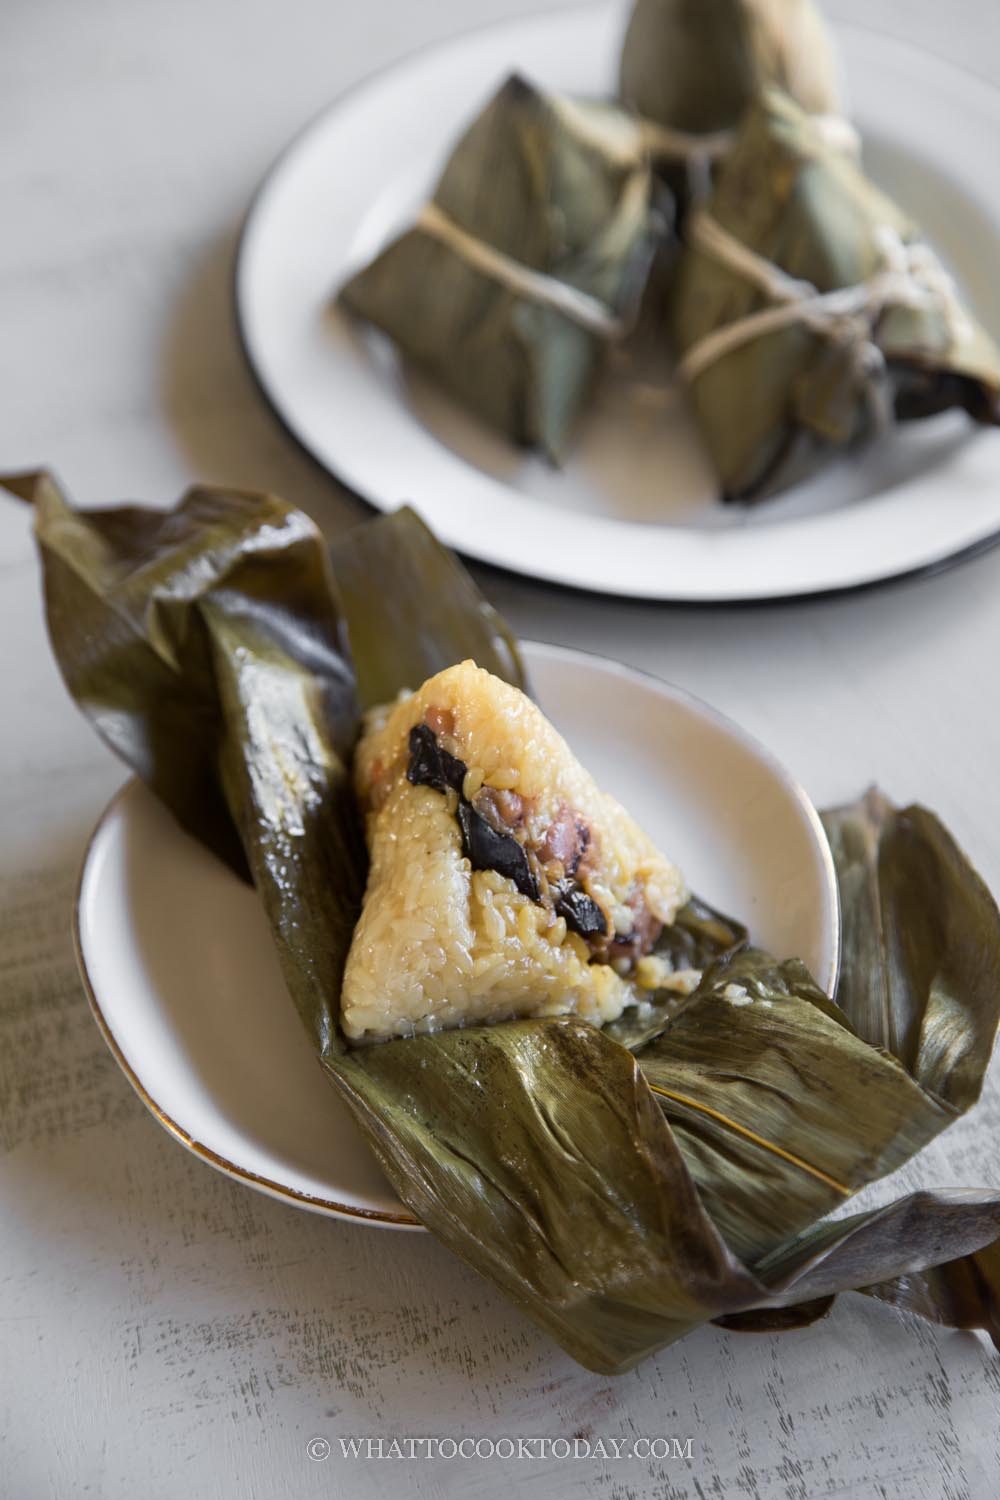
[231,4,1000,608]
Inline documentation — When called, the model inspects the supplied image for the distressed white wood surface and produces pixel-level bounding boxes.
[3,1,1000,1495]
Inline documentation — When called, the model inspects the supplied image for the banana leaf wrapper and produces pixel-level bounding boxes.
[672,90,1000,501]
[339,74,663,461]
[12,470,1000,1373]
[620,0,841,138]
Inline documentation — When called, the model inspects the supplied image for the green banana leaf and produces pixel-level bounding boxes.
[328,507,526,711]
[822,788,1000,1109]
[862,1235,1000,1343]
[13,471,1000,1373]
[10,471,356,878]
[339,74,662,461]
[725,1190,1000,1329]
[620,0,841,138]
[672,89,1000,500]
[638,948,952,1263]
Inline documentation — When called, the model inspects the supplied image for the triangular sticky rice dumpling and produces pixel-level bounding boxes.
[341,661,687,1042]
[620,0,841,140]
[672,89,1000,500]
[339,74,660,462]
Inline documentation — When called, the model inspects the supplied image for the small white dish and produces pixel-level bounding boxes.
[236,2,1000,601]
[74,642,839,1227]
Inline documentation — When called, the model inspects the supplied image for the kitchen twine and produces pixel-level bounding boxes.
[414,112,967,409]
[413,114,860,339]
[676,210,974,412]
[416,200,628,338]
[410,111,747,340]
[639,111,860,202]
[412,115,736,337]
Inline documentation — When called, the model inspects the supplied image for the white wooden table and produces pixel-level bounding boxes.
[3,2,1000,1495]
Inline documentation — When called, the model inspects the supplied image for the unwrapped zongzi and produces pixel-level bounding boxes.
[341,659,687,1041]
[16,473,1000,1372]
[339,74,661,460]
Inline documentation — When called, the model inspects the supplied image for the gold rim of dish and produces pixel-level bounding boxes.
[72,780,422,1230]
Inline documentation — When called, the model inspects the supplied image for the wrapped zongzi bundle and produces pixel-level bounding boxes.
[339,75,661,460]
[340,660,688,1042]
[672,89,1000,500]
[620,0,842,157]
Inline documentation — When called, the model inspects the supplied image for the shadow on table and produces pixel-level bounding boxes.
[159,225,366,536]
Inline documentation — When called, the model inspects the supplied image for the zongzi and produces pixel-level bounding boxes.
[18,474,1000,1371]
[339,74,662,461]
[671,88,1000,500]
[620,0,842,145]
[340,659,687,1041]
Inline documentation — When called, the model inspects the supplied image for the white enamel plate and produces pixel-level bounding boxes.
[75,643,839,1226]
[236,3,1000,601]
